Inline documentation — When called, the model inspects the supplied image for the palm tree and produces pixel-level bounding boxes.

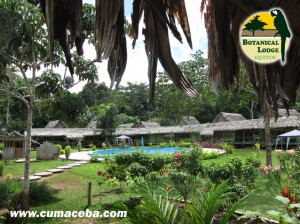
[200,0,300,166]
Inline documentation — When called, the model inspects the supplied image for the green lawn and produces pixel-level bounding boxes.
[1,148,286,223]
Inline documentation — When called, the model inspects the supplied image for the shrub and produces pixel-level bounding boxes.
[102,142,107,149]
[244,156,261,168]
[204,157,258,199]
[127,163,148,177]
[220,142,235,154]
[106,162,127,181]
[199,141,222,149]
[179,148,203,177]
[179,141,191,148]
[29,181,57,205]
[168,141,177,147]
[77,142,82,152]
[159,142,167,148]
[0,161,4,176]
[114,153,134,166]
[202,151,219,160]
[64,146,71,160]
[89,144,97,151]
[120,139,126,148]
[0,179,23,208]
[149,154,172,172]
[55,144,63,155]
[0,179,57,209]
[169,171,194,201]
[90,153,100,163]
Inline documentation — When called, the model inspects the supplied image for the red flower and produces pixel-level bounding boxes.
[201,187,206,192]
[97,170,103,176]
[258,165,263,171]
[175,153,182,158]
[105,174,112,179]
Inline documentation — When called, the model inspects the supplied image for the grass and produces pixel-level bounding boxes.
[0,148,287,223]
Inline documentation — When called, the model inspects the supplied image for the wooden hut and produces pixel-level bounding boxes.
[0,132,25,160]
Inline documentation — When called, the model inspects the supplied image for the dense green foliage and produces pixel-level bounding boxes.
[0,49,261,132]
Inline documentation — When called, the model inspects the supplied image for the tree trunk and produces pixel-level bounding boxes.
[265,104,272,166]
[23,104,33,210]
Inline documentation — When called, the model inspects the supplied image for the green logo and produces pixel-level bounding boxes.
[240,8,291,65]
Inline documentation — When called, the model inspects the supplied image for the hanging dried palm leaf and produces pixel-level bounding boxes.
[201,0,300,119]
[107,0,127,89]
[95,0,123,61]
[41,0,85,75]
[131,0,198,101]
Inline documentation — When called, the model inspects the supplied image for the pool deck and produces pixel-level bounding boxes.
[59,148,226,161]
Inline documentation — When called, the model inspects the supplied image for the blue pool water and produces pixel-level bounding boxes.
[90,147,190,157]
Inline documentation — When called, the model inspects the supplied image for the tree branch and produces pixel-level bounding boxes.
[0,88,29,106]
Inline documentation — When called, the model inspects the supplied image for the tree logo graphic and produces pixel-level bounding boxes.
[240,8,292,65]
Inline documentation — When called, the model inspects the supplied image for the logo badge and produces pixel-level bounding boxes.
[240,9,291,65]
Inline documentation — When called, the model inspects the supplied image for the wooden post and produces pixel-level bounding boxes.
[88,182,92,206]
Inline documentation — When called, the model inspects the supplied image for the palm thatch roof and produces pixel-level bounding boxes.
[45,120,68,128]
[86,118,97,129]
[200,1,300,118]
[180,116,200,126]
[31,128,101,139]
[213,112,246,123]
[0,130,25,140]
[132,121,161,128]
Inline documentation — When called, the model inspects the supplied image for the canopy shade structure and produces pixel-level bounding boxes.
[276,129,300,149]
[116,135,132,139]
[115,135,133,147]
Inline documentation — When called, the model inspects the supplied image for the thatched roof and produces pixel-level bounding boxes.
[30,114,300,139]
[86,118,97,129]
[277,109,300,117]
[119,123,134,128]
[45,120,68,128]
[213,112,246,123]
[31,128,102,139]
[0,131,25,141]
[180,116,200,126]
[132,121,161,128]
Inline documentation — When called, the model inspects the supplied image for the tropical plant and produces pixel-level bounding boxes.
[55,144,63,155]
[267,195,300,224]
[140,192,180,224]
[89,144,97,151]
[89,153,99,163]
[182,180,246,224]
[169,171,194,201]
[64,146,71,160]
[77,141,82,152]
[0,161,4,176]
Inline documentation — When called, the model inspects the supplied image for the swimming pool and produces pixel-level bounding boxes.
[90,147,190,157]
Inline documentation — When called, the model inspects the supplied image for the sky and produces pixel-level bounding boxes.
[69,0,207,92]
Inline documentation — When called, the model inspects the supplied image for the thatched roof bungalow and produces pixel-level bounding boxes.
[180,116,200,126]
[45,120,68,128]
[29,111,300,148]
[213,112,246,123]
